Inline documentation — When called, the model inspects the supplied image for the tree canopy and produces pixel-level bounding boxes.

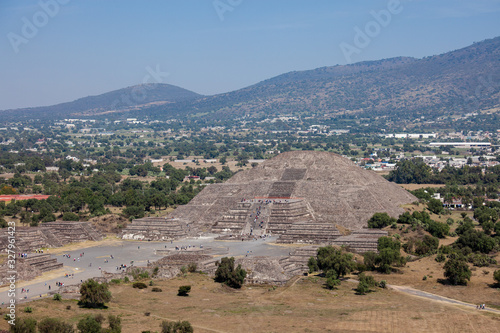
[79,279,112,308]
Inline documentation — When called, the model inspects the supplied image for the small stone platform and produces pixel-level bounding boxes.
[121,217,187,241]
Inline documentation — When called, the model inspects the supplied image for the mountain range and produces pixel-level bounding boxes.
[2,36,499,122]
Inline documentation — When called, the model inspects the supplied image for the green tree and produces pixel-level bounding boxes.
[325,270,340,290]
[316,246,357,278]
[426,220,449,238]
[370,237,406,273]
[456,229,496,254]
[387,158,432,184]
[444,258,471,285]
[455,218,474,235]
[79,279,112,308]
[427,198,444,215]
[363,251,377,271]
[377,237,400,251]
[367,212,396,229]
[214,257,247,289]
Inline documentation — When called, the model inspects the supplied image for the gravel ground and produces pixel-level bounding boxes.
[0,235,291,305]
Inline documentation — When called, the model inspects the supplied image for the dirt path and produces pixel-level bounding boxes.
[345,278,500,314]
[387,284,500,314]
[278,275,303,295]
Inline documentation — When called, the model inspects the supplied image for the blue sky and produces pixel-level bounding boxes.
[1,0,499,110]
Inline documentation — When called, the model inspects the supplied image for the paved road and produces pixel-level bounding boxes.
[0,235,290,305]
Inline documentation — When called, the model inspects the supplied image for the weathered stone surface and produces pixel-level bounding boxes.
[0,222,103,253]
[121,151,415,248]
[0,253,63,285]
[170,151,413,236]
[121,217,186,241]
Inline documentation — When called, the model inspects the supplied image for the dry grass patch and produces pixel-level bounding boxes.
[2,273,499,332]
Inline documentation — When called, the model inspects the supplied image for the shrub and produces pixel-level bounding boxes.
[10,318,37,333]
[149,280,154,286]
[110,279,122,285]
[435,253,446,263]
[358,273,377,288]
[107,314,121,333]
[187,263,197,273]
[124,277,130,283]
[468,253,497,267]
[53,293,62,301]
[152,287,163,292]
[494,270,500,286]
[77,315,101,333]
[180,266,187,274]
[93,313,105,325]
[132,282,148,289]
[404,235,439,256]
[439,245,453,254]
[38,317,74,333]
[379,280,387,288]
[177,285,191,296]
[355,281,370,295]
[24,306,33,313]
[160,320,193,333]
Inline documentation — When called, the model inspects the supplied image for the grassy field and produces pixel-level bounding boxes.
[2,273,499,333]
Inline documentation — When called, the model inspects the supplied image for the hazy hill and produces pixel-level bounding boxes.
[146,36,499,121]
[2,37,499,122]
[0,83,202,120]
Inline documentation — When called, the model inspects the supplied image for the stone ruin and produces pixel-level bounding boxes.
[121,217,187,241]
[0,253,63,285]
[139,251,295,285]
[121,151,415,248]
[0,221,103,253]
[0,221,103,283]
